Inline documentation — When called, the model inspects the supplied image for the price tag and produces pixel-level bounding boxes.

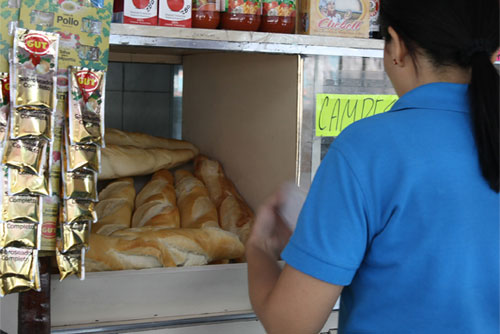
[316,94,398,137]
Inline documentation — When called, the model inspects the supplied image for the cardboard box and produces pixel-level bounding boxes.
[18,0,113,71]
[299,0,370,38]
[158,0,191,27]
[0,0,21,72]
[124,0,158,25]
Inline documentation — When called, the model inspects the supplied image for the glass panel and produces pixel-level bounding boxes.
[298,55,395,191]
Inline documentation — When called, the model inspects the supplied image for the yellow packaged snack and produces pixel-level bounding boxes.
[61,221,90,252]
[63,199,97,224]
[68,67,106,146]
[11,28,59,110]
[0,248,40,296]
[56,245,85,281]
[67,142,100,173]
[63,170,98,202]
[0,221,41,249]
[10,107,53,141]
[8,166,50,196]
[1,193,42,224]
[0,73,9,145]
[2,139,48,175]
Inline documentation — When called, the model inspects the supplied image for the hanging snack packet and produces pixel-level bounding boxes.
[2,138,47,175]
[0,221,41,249]
[11,29,58,110]
[1,194,42,224]
[0,73,9,145]
[56,244,85,281]
[0,248,40,296]
[68,67,106,146]
[61,221,90,252]
[8,166,50,196]
[65,132,100,173]
[10,34,54,113]
[10,108,53,141]
[63,199,97,224]
[61,143,98,201]
[63,171,98,201]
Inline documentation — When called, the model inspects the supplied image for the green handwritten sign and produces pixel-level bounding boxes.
[316,94,398,137]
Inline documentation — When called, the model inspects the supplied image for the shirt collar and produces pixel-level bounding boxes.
[390,82,469,114]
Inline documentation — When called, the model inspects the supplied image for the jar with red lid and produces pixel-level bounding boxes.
[220,0,262,31]
[260,0,295,33]
[192,0,220,29]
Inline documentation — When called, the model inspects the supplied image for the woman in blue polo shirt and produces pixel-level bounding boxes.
[246,0,499,333]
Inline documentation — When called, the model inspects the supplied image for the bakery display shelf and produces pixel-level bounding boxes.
[50,264,253,327]
[51,311,258,334]
[110,23,385,58]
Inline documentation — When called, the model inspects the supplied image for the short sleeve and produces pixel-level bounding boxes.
[281,145,369,286]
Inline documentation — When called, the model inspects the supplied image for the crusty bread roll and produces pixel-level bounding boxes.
[99,145,196,180]
[94,178,135,235]
[194,155,254,244]
[174,170,219,229]
[86,227,244,272]
[131,169,180,228]
[105,128,199,155]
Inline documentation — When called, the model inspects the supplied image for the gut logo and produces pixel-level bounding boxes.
[25,34,51,56]
[41,221,56,239]
[76,70,100,94]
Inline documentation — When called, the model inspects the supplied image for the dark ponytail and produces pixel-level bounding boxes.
[379,0,500,192]
[469,51,499,191]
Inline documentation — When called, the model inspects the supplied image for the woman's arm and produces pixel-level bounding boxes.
[246,193,343,334]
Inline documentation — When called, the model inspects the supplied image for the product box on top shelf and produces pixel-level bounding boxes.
[0,0,21,72]
[298,0,370,38]
[158,0,192,27]
[18,0,113,71]
[124,0,158,25]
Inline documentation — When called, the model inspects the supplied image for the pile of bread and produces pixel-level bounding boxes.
[86,129,253,272]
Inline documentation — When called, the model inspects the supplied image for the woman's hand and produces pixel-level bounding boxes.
[247,190,293,260]
[246,188,342,334]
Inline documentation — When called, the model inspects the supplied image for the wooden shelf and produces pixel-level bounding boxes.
[109,23,385,58]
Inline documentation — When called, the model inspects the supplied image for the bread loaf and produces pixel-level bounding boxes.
[174,170,219,229]
[194,156,254,244]
[105,128,199,155]
[99,145,196,180]
[94,178,135,235]
[131,169,180,228]
[86,227,244,272]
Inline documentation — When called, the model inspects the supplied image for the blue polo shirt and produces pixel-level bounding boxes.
[281,83,499,333]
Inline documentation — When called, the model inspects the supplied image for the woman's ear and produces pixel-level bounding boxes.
[387,26,408,67]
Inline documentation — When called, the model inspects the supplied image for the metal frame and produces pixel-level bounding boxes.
[51,312,258,334]
[110,24,384,58]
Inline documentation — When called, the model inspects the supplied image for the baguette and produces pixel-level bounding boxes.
[194,155,254,244]
[94,178,135,235]
[99,145,196,180]
[174,170,219,229]
[131,169,180,228]
[86,227,244,272]
[105,128,199,155]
